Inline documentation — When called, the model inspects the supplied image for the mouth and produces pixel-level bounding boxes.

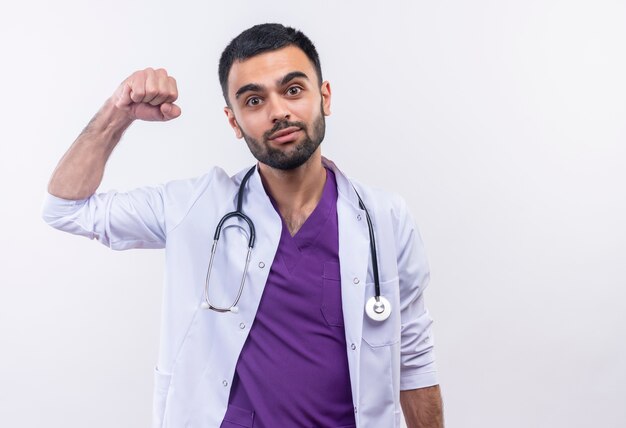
[267,126,302,144]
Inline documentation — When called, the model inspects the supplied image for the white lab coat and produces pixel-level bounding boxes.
[42,157,437,427]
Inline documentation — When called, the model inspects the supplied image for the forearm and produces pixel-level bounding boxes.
[400,385,444,428]
[48,98,133,200]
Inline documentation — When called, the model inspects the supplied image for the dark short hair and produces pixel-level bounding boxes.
[218,23,323,104]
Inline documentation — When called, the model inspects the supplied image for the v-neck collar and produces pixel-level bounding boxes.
[266,168,338,270]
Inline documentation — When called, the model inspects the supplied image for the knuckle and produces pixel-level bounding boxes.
[145,86,158,98]
[131,87,145,99]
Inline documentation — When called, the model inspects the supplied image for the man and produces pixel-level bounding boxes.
[43,23,443,427]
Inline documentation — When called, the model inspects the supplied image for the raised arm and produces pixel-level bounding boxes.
[48,68,180,200]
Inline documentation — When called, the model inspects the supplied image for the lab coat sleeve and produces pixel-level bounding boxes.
[42,186,168,250]
[393,195,438,390]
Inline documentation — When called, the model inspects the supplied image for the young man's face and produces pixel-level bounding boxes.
[224,45,331,170]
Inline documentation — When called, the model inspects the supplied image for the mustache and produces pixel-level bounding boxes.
[263,120,307,140]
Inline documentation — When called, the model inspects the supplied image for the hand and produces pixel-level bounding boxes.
[113,68,181,121]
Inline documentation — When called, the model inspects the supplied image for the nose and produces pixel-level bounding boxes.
[267,94,290,123]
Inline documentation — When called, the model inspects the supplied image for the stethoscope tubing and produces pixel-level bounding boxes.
[202,166,257,313]
[203,165,390,321]
[354,190,381,301]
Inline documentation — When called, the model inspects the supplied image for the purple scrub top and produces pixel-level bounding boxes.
[221,168,356,428]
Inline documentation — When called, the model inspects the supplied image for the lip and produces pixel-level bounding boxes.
[268,126,301,143]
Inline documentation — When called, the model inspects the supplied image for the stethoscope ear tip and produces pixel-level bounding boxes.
[230,306,240,314]
[200,301,210,310]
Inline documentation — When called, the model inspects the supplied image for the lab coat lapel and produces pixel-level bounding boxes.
[328,158,369,413]
[235,165,282,310]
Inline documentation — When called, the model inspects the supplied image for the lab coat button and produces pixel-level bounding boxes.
[239,323,246,329]
[353,277,360,284]
[357,214,362,221]
[351,343,357,350]
[258,261,265,269]
[354,406,358,413]
[222,380,228,387]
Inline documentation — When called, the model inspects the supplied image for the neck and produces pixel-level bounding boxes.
[258,150,326,235]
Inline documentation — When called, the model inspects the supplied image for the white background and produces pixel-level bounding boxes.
[1,0,625,427]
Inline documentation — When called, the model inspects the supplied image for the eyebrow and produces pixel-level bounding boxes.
[234,71,310,99]
[278,71,309,86]
[235,83,263,99]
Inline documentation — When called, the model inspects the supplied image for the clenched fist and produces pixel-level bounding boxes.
[113,68,181,121]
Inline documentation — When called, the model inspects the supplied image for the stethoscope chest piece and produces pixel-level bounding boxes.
[203,166,390,321]
[365,295,392,322]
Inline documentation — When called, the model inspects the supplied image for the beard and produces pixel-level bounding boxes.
[240,106,326,170]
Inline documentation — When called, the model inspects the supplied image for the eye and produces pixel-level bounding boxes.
[245,96,262,107]
[286,86,302,96]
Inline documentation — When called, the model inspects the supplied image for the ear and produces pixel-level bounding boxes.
[224,107,243,139]
[320,81,332,116]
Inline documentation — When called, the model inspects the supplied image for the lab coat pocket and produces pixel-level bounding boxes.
[152,366,172,428]
[221,404,255,427]
[321,261,344,327]
[362,278,401,347]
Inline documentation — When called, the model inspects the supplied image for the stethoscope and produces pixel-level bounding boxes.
[201,166,392,322]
